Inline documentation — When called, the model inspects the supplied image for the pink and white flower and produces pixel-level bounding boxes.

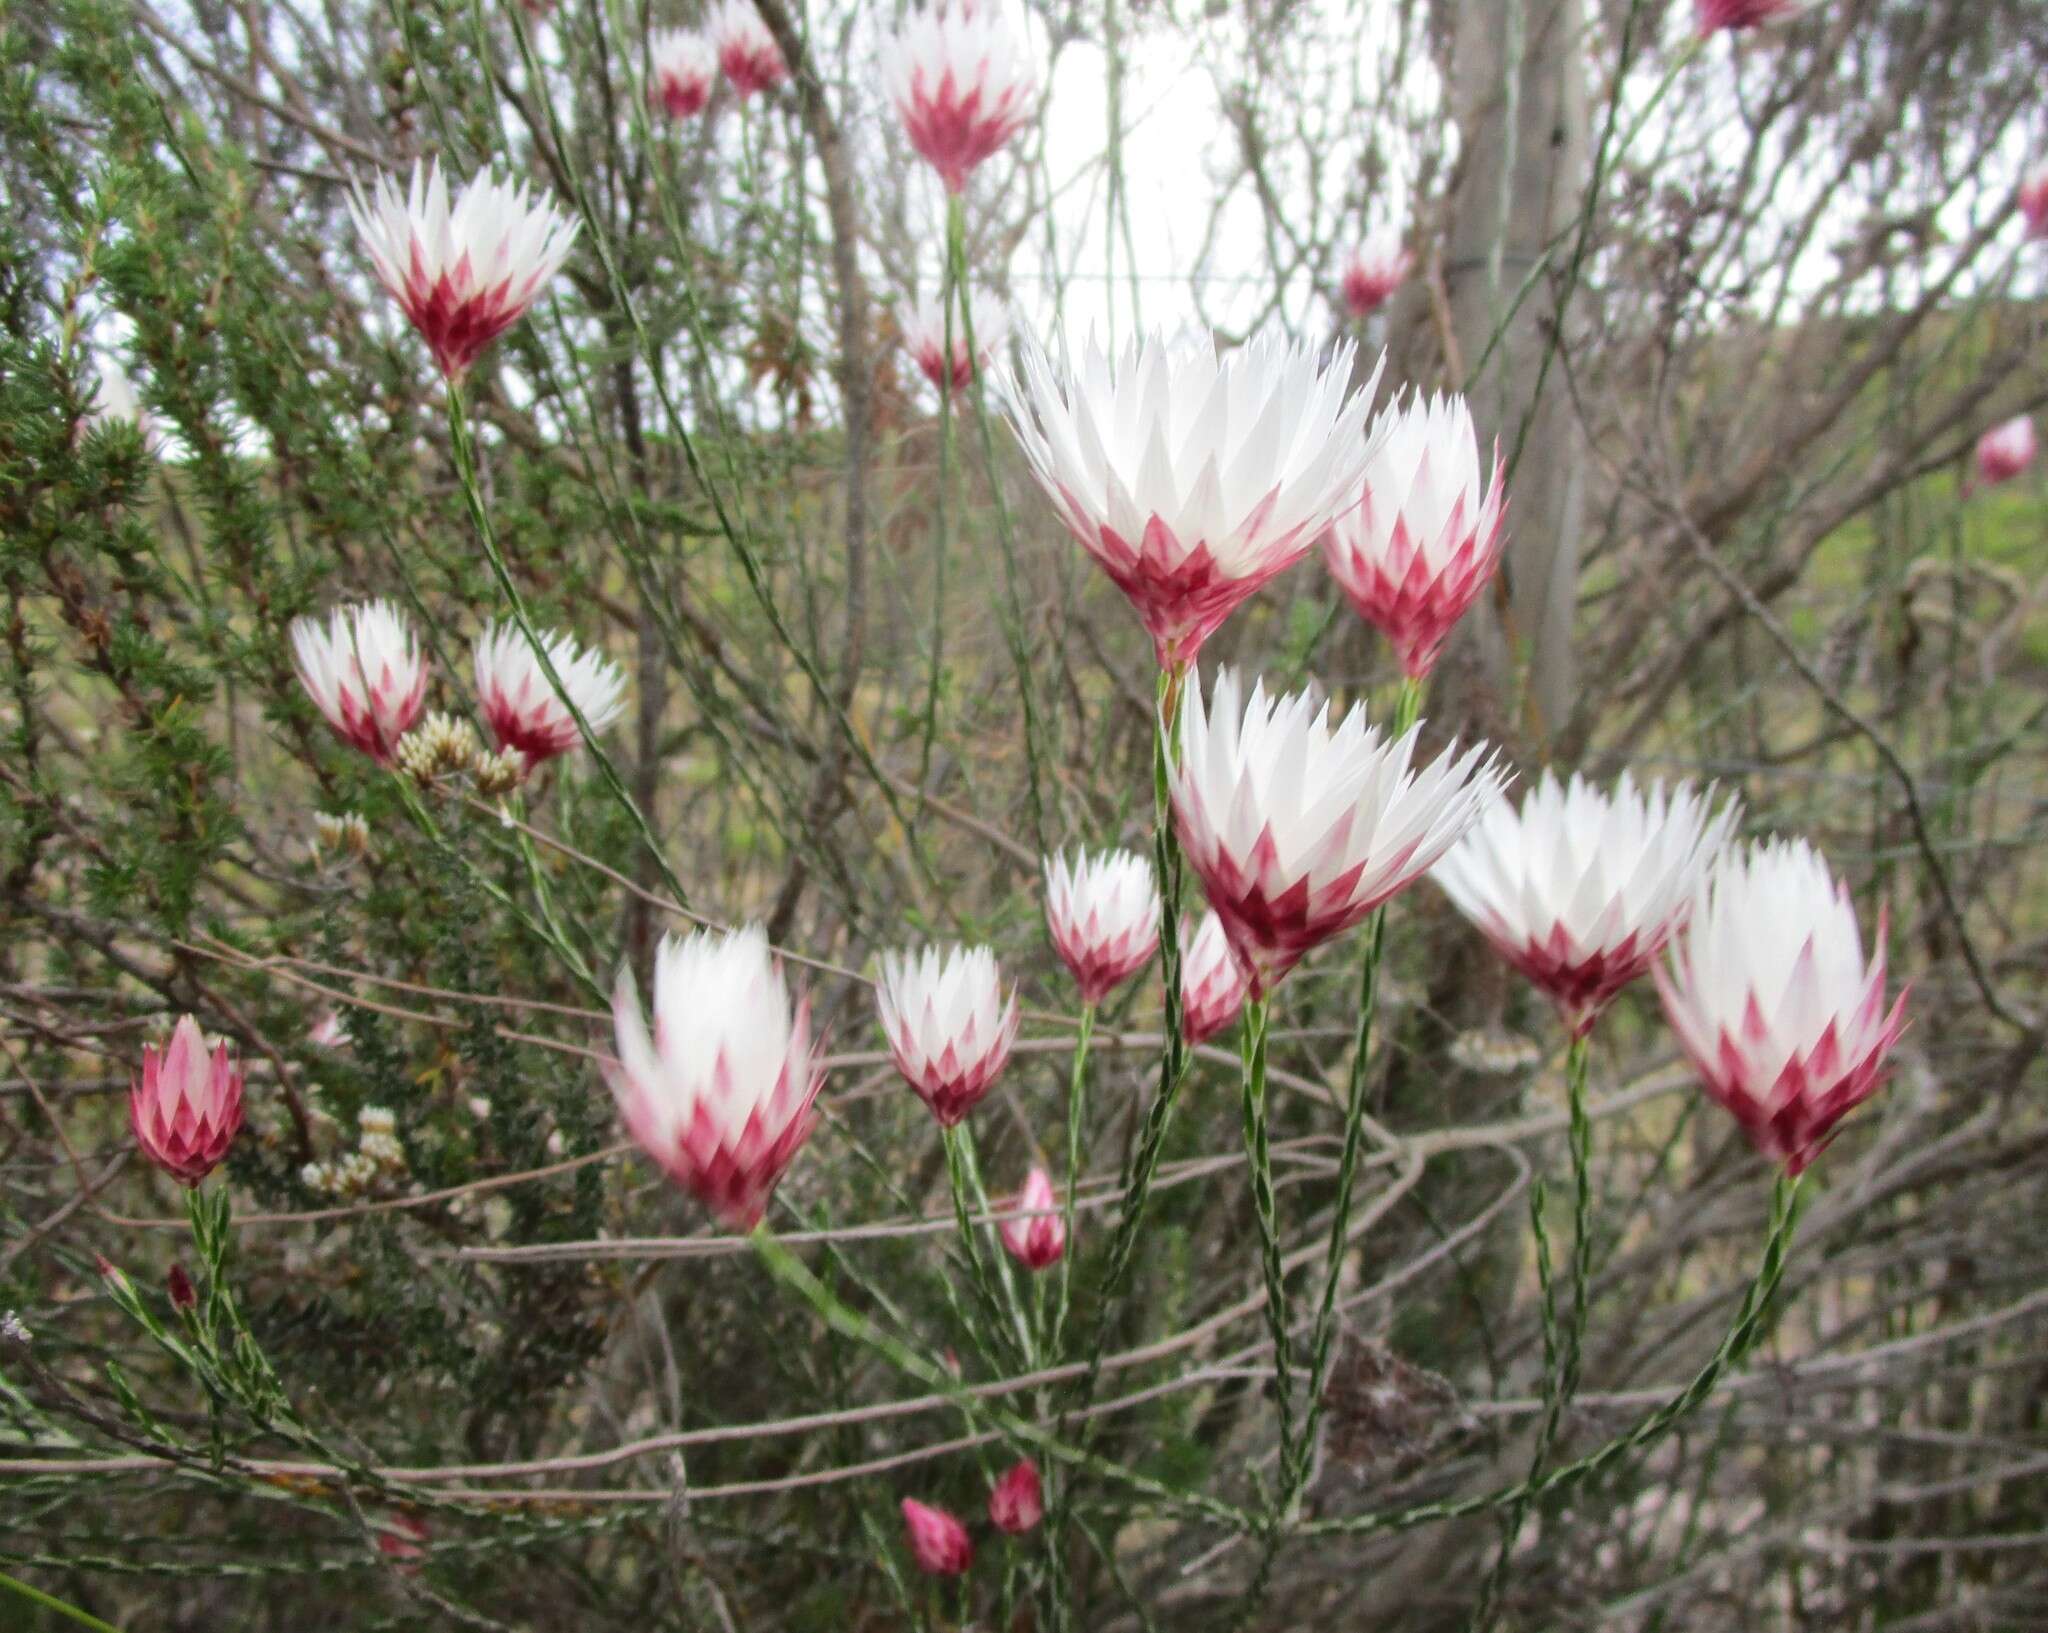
[997,1166,1066,1271]
[901,1497,973,1575]
[876,945,1019,1126]
[1656,839,1908,1175]
[1321,391,1508,678]
[1974,416,2037,489]
[649,28,716,119]
[1043,847,1160,1005]
[473,621,627,769]
[1002,329,1385,669]
[1339,237,1414,319]
[710,0,785,98]
[881,3,1037,194]
[988,1458,1044,1534]
[903,288,1010,393]
[291,600,429,764]
[1695,0,1812,33]
[607,924,824,1228]
[2021,161,2048,240]
[131,1015,245,1186]
[1169,670,1504,997]
[1432,771,1738,1037]
[347,159,579,380]
[1179,909,1251,1046]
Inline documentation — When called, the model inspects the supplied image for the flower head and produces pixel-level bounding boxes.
[1974,416,2036,489]
[131,1016,245,1186]
[649,28,716,119]
[291,600,429,764]
[1001,328,1385,669]
[903,288,1011,394]
[348,159,579,380]
[1339,237,1414,319]
[1321,391,1508,678]
[901,1497,973,1575]
[711,0,785,97]
[1695,0,1812,33]
[876,945,1019,1126]
[1432,771,1739,1037]
[2021,161,2048,240]
[997,1166,1066,1271]
[1179,909,1252,1046]
[882,3,1036,194]
[1043,847,1160,1005]
[1170,669,1504,997]
[988,1458,1044,1534]
[1655,839,1907,1175]
[473,621,628,770]
[606,925,824,1228]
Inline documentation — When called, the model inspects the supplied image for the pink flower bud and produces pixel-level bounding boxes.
[167,1264,197,1312]
[996,1167,1065,1271]
[2021,162,2048,241]
[130,1016,245,1186]
[901,1497,974,1576]
[1974,416,2036,490]
[987,1458,1043,1534]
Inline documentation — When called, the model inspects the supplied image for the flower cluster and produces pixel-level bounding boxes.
[300,1106,411,1200]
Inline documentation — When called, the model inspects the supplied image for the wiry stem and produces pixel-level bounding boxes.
[1049,1001,1096,1358]
[1239,995,1296,1477]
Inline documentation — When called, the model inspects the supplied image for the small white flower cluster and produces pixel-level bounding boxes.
[313,811,372,863]
[395,711,480,784]
[1,1309,30,1345]
[301,1105,410,1198]
[1448,1027,1542,1077]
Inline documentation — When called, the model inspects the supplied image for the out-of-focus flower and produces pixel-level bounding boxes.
[903,288,1011,394]
[1180,909,1251,1046]
[1169,669,1504,997]
[607,925,824,1228]
[1,1310,31,1346]
[291,601,429,765]
[166,1263,197,1312]
[308,1010,352,1051]
[1974,416,2037,489]
[1043,847,1160,1005]
[876,945,1019,1126]
[988,1458,1043,1534]
[2021,161,2048,240]
[1656,839,1908,1175]
[376,1511,430,1571]
[347,158,578,379]
[649,28,716,118]
[395,711,479,784]
[881,3,1036,194]
[1001,328,1384,670]
[901,1497,973,1575]
[1432,771,1738,1037]
[997,1166,1065,1271]
[1339,237,1414,319]
[1320,392,1508,679]
[710,0,786,98]
[131,1015,245,1186]
[312,811,372,864]
[1695,0,1812,33]
[473,621,627,769]
[1448,1025,1543,1076]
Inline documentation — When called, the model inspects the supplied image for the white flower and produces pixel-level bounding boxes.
[1655,838,1907,1174]
[876,944,1019,1127]
[1043,848,1160,1004]
[347,158,579,378]
[881,3,1037,194]
[607,924,823,1227]
[472,621,627,770]
[290,600,430,764]
[1432,771,1738,1035]
[902,289,1011,393]
[1001,328,1386,668]
[649,28,716,118]
[1321,392,1509,678]
[1169,668,1505,996]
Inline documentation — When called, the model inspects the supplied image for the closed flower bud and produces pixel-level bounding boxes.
[1043,848,1160,1005]
[900,1497,973,1576]
[1973,416,2036,490]
[1179,909,1251,1046]
[997,1166,1065,1271]
[876,945,1019,1126]
[1695,0,1812,33]
[1656,839,1908,1175]
[2021,161,2048,240]
[1320,391,1508,679]
[291,601,428,765]
[988,1458,1043,1534]
[130,1016,245,1186]
[167,1263,197,1312]
[347,158,578,380]
[607,925,824,1229]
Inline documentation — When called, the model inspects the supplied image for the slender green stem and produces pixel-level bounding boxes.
[1049,1002,1096,1358]
[1239,995,1296,1475]
[915,199,965,791]
[1558,1033,1596,1408]
[0,1570,121,1633]
[956,1125,1035,1363]
[944,1124,1019,1366]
